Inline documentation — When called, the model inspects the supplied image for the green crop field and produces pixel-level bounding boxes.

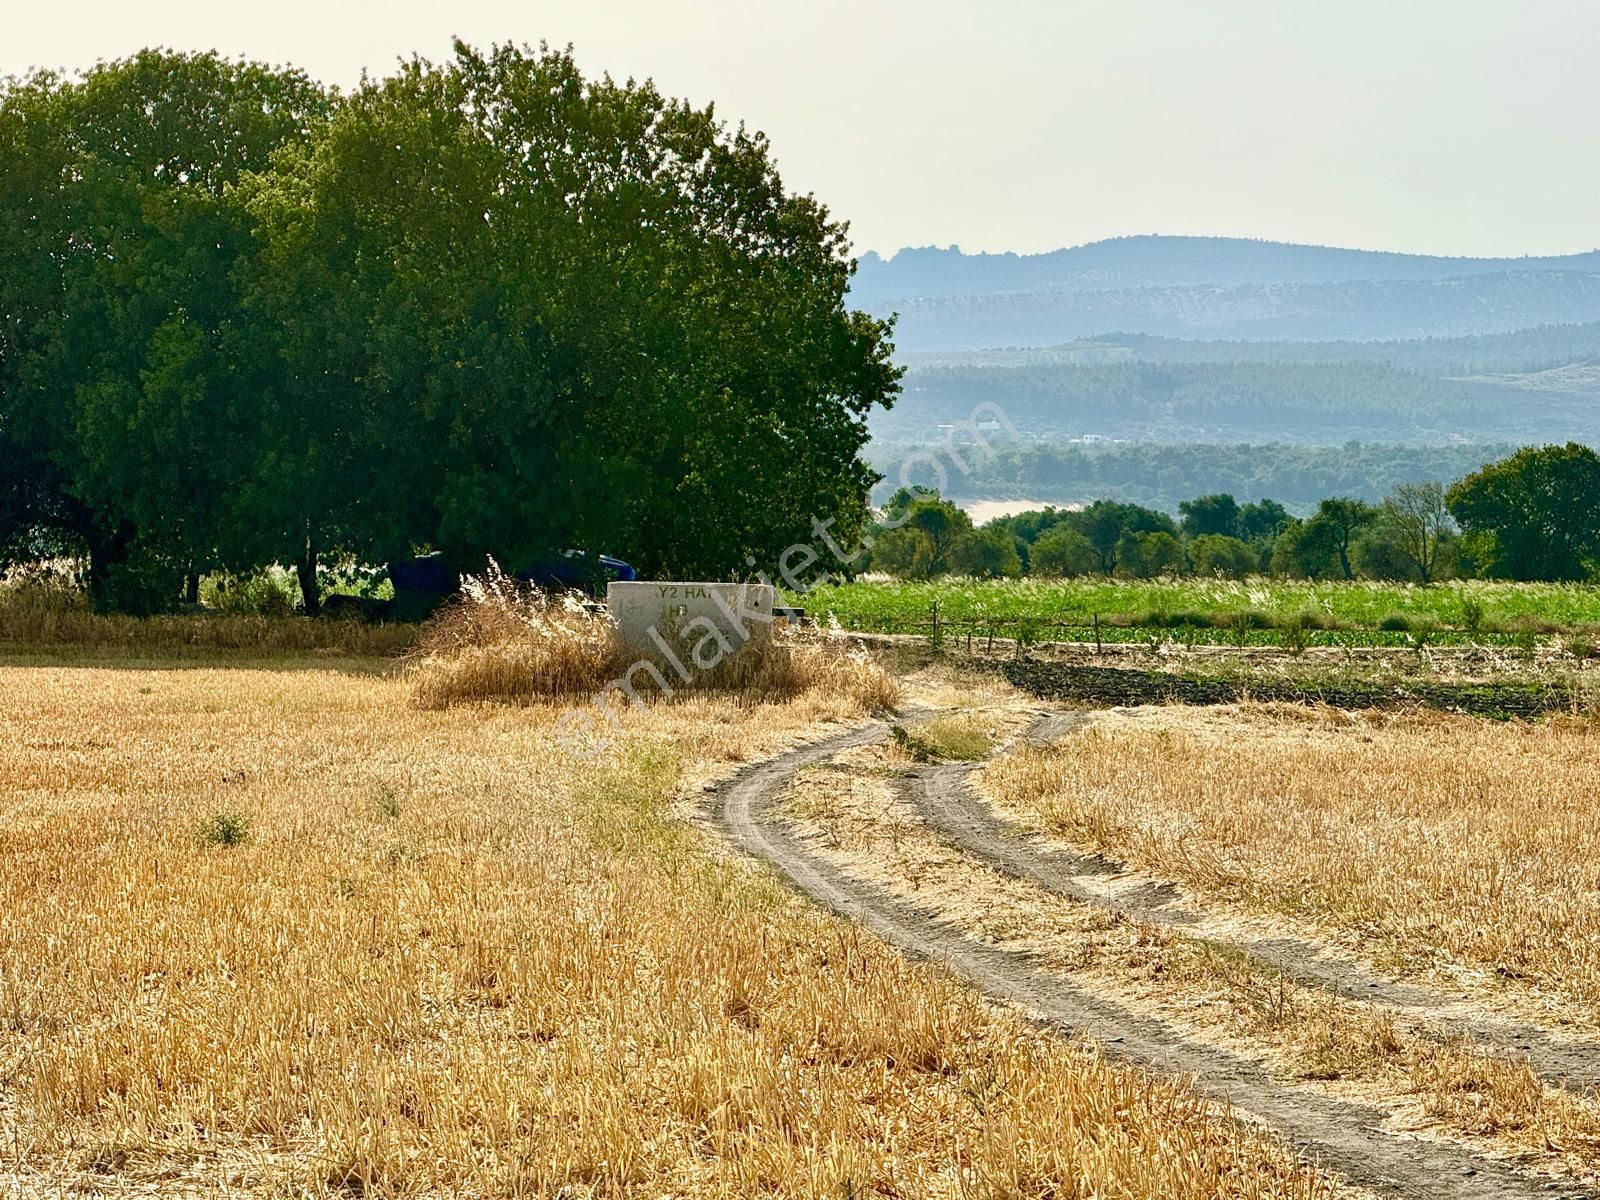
[796,577,1600,648]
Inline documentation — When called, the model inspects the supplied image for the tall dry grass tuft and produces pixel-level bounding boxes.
[690,623,902,712]
[408,565,899,713]
[406,563,623,708]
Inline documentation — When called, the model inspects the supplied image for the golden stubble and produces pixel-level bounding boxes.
[780,724,1600,1178]
[0,665,1333,1198]
[985,703,1600,1022]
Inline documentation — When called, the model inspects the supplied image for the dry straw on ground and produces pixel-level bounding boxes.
[780,723,1600,1175]
[986,703,1600,1021]
[0,569,417,659]
[0,664,1336,1198]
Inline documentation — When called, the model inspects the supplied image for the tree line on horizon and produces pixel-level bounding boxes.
[868,441,1521,514]
[0,45,900,614]
[865,443,1600,585]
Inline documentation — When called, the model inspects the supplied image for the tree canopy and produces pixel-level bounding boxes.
[1447,444,1600,581]
[0,44,900,611]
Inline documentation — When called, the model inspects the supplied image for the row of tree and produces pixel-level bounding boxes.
[869,440,1518,514]
[0,46,900,613]
[867,443,1600,583]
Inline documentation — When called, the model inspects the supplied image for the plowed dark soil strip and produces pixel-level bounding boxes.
[710,720,1590,1200]
[992,660,1574,720]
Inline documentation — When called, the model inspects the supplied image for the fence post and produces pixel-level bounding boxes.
[1093,612,1102,655]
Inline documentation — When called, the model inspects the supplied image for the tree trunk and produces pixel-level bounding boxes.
[1336,539,1354,581]
[85,522,134,614]
[298,534,321,617]
[184,572,200,606]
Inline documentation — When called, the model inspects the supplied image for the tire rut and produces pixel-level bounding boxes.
[709,719,1595,1200]
[911,711,1600,1095]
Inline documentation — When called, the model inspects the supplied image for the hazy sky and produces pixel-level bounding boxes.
[8,1,1599,259]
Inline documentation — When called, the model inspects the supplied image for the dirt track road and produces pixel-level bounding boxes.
[709,716,1598,1200]
[913,713,1600,1095]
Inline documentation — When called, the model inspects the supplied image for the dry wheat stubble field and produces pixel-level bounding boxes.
[0,652,1346,1199]
[983,705,1600,1027]
[753,690,1600,1197]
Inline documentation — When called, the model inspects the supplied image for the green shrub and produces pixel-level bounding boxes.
[200,811,251,847]
[1279,613,1312,655]
[890,718,992,763]
[1377,613,1415,633]
[1506,613,1562,636]
[889,724,936,763]
[1283,608,1335,631]
[374,786,400,820]
[1138,609,1214,629]
[1188,534,1258,580]
[202,570,297,617]
[919,717,993,761]
[1459,597,1485,632]
[1227,611,1252,647]
[1012,617,1043,656]
[383,841,417,867]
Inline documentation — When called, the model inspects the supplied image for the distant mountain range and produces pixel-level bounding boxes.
[851,236,1600,349]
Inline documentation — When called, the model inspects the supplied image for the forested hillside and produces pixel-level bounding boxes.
[866,317,1600,513]
[867,442,1514,514]
[903,323,1600,375]
[852,237,1600,350]
[874,360,1599,445]
[876,273,1600,350]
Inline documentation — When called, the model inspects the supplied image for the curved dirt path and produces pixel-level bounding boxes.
[913,711,1600,1094]
[709,719,1594,1200]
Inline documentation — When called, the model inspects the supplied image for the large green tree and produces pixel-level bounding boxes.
[1028,525,1099,577]
[1268,499,1376,580]
[1447,444,1600,581]
[1178,493,1240,539]
[1065,500,1177,574]
[1368,481,1454,584]
[241,42,900,597]
[0,75,85,567]
[869,490,975,579]
[0,52,332,610]
[1237,498,1292,543]
[4,43,898,612]
[232,60,481,612]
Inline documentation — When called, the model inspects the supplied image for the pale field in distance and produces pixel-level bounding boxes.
[0,662,1333,1199]
[987,704,1600,1022]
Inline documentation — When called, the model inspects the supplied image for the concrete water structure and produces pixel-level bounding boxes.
[606,581,777,666]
